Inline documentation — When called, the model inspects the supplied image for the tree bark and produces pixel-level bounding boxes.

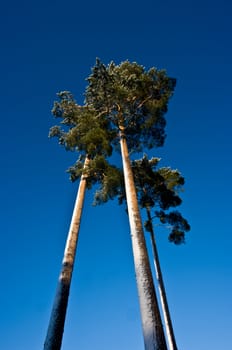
[146,208,178,350]
[119,130,167,350]
[44,157,89,350]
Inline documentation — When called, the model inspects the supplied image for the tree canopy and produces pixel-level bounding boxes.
[49,60,177,189]
[132,155,190,244]
[49,90,119,189]
[49,91,114,157]
[94,154,190,244]
[86,59,176,152]
[49,61,189,244]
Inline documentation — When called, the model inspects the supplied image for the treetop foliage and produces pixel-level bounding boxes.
[86,59,176,152]
[131,155,190,244]
[49,91,114,158]
[49,60,189,244]
[49,59,176,169]
[94,154,190,244]
[49,91,119,186]
[130,155,183,210]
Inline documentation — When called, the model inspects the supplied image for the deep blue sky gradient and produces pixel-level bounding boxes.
[1,1,232,349]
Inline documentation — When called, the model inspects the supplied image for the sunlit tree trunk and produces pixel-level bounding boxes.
[44,157,89,350]
[146,208,178,350]
[119,130,167,350]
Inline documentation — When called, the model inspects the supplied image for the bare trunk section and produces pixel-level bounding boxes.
[119,131,167,350]
[44,157,89,350]
[146,208,178,350]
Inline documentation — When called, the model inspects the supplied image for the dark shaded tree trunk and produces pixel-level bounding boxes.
[44,158,89,350]
[120,130,167,350]
[146,208,178,350]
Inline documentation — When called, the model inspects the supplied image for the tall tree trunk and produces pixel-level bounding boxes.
[119,130,167,350]
[146,208,178,350]
[44,157,89,350]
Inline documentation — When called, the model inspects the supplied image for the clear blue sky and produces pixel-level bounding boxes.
[1,0,232,349]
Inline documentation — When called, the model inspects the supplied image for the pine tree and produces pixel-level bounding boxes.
[44,91,115,350]
[132,155,190,350]
[86,60,176,350]
[94,155,190,350]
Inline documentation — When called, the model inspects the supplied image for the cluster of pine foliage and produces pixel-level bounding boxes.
[44,59,190,350]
